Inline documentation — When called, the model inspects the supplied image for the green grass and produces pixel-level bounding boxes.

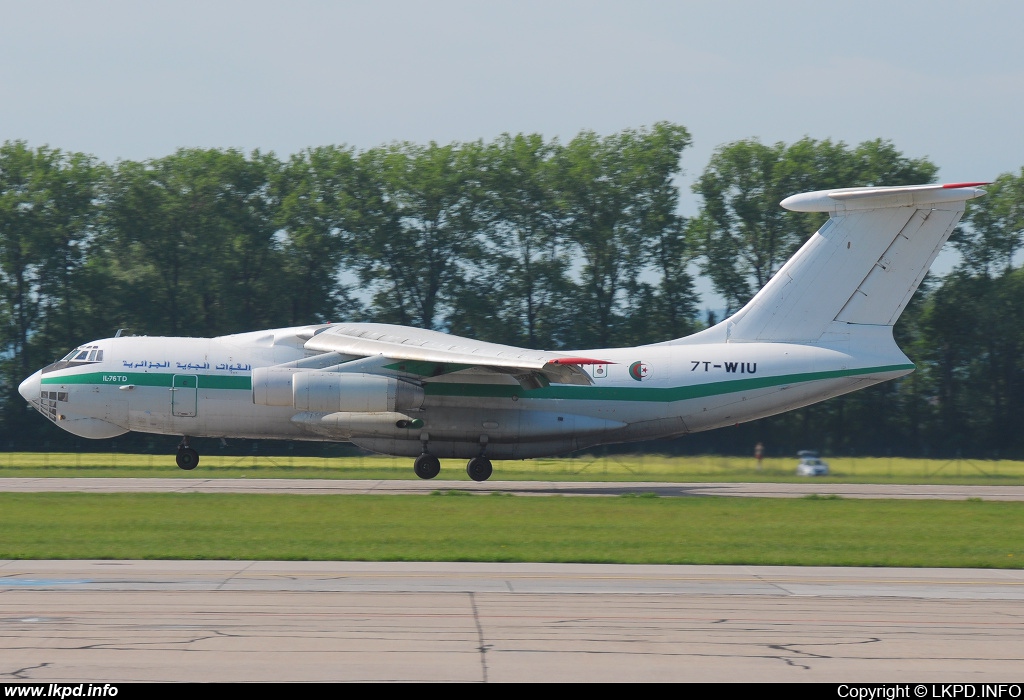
[0,492,1021,568]
[3,451,1021,567]
[1,451,1022,484]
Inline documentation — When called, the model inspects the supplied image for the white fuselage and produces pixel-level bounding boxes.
[20,323,913,460]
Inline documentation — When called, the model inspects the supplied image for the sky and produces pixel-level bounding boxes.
[2,0,1022,311]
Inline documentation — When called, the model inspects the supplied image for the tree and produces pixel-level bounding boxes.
[554,122,694,347]
[641,215,701,342]
[0,142,106,370]
[104,149,287,336]
[0,141,49,377]
[348,141,484,330]
[0,141,105,445]
[276,146,359,324]
[955,169,1024,277]
[208,150,288,332]
[445,133,574,348]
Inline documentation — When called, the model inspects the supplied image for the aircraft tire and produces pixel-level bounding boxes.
[413,453,441,480]
[176,447,200,471]
[466,456,493,482]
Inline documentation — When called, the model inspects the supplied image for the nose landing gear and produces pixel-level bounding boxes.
[413,453,441,480]
[414,432,441,480]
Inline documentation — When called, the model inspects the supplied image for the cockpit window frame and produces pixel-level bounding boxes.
[43,344,106,374]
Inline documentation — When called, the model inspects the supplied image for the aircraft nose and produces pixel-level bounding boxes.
[19,370,41,403]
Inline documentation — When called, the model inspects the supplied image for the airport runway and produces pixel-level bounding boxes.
[2,476,1024,500]
[2,479,1022,682]
[0,561,1022,683]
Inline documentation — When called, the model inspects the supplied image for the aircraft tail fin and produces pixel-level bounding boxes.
[705,183,987,343]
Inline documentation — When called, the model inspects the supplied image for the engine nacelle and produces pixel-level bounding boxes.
[294,372,425,413]
[252,368,424,413]
[251,367,300,407]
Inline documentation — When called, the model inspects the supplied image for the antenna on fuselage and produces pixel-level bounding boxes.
[114,328,129,338]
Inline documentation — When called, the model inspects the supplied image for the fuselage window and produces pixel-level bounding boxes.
[74,350,89,361]
[87,349,97,361]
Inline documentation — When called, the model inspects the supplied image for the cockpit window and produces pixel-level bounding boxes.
[64,345,103,362]
[44,345,105,374]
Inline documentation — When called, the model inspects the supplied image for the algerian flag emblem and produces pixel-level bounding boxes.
[628,361,650,381]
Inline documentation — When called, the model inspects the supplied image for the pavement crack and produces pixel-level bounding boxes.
[2,662,53,680]
[752,573,796,595]
[764,637,883,671]
[218,560,259,590]
[467,591,490,683]
[766,643,826,670]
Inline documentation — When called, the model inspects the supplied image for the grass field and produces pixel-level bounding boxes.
[3,451,1022,567]
[0,492,1021,567]
[1,451,1022,483]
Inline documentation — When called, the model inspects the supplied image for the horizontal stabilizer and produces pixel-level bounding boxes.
[781,182,988,214]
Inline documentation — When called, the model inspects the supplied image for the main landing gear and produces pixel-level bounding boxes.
[466,456,492,482]
[411,453,494,482]
[176,437,199,471]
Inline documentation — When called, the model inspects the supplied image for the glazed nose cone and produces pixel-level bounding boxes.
[19,370,41,403]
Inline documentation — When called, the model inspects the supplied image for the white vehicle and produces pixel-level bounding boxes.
[19,183,987,482]
[796,451,829,476]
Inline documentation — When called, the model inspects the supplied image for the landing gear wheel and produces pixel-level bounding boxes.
[176,447,200,471]
[466,456,493,482]
[413,453,441,480]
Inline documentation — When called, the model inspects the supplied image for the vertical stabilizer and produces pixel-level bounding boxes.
[718,183,987,343]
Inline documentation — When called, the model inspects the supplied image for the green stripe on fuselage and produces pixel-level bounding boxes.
[423,364,915,402]
[39,363,914,403]
[40,372,252,391]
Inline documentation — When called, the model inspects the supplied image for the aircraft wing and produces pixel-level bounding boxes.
[304,323,607,387]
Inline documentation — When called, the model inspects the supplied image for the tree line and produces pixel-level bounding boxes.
[2,125,1022,458]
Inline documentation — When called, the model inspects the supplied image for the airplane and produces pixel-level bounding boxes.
[18,182,987,481]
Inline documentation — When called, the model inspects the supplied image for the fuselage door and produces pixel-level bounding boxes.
[171,374,198,417]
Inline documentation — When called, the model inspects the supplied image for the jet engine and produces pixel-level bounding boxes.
[252,368,424,413]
